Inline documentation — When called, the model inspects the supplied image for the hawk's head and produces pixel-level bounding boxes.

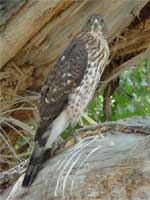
[85,14,106,34]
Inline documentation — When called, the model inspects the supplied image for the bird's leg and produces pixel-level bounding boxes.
[50,138,64,156]
[42,137,64,161]
[73,129,82,142]
[58,136,65,143]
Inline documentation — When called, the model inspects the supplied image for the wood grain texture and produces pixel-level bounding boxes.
[0,2,150,195]
[0,0,149,107]
[0,0,73,68]
[6,116,150,200]
[0,0,26,27]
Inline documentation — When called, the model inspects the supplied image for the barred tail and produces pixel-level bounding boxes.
[22,146,44,187]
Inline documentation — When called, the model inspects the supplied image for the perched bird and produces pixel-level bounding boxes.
[22,14,109,187]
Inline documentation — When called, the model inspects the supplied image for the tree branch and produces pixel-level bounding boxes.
[4,116,150,200]
[96,48,150,94]
[0,0,73,69]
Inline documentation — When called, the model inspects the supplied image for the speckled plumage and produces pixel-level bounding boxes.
[67,30,109,123]
[22,14,109,187]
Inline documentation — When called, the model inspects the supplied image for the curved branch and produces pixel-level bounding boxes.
[6,116,150,200]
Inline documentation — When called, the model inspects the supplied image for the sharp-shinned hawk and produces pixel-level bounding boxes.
[22,14,110,187]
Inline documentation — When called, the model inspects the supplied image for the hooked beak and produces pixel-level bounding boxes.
[93,19,100,32]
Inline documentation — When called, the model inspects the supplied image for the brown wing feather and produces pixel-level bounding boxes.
[35,38,87,143]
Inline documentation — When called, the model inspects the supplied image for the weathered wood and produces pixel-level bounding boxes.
[5,116,150,200]
[0,0,26,28]
[0,0,73,68]
[1,1,150,197]
[0,0,149,104]
[0,160,28,192]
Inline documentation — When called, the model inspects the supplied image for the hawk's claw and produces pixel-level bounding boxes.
[73,130,82,142]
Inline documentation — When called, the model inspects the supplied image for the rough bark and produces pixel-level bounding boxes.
[1,1,150,198]
[0,0,149,105]
[0,0,74,68]
[4,116,150,200]
[1,1,150,166]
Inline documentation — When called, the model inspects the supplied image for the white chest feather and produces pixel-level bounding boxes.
[67,35,109,123]
[45,33,109,148]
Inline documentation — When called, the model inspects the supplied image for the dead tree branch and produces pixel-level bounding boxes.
[4,116,150,200]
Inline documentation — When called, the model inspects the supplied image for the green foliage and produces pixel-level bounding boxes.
[2,58,150,168]
[62,58,150,139]
[87,58,150,122]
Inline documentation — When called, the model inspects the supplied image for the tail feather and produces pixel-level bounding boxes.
[22,147,44,187]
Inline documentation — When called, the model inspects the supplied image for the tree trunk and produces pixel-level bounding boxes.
[0,0,150,106]
[1,0,150,198]
[5,116,150,200]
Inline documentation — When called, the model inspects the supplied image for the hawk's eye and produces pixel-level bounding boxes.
[88,18,92,25]
[100,18,104,23]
